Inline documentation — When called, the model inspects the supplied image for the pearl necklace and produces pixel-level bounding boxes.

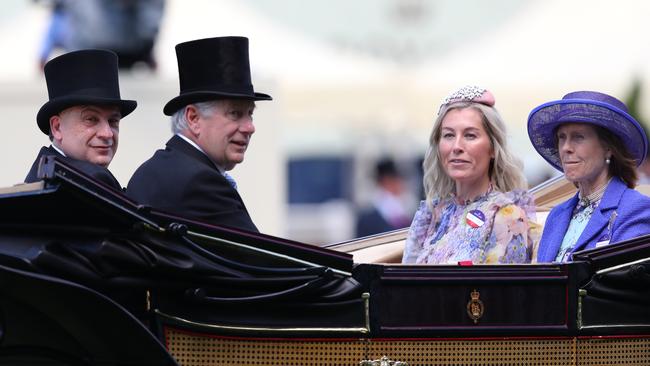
[578,178,611,208]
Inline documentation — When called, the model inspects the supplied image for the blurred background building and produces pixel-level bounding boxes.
[2,0,650,245]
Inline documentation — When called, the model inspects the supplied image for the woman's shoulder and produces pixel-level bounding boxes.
[411,200,433,222]
[622,185,650,199]
[490,189,535,209]
[618,185,650,210]
[412,197,455,223]
[421,196,455,210]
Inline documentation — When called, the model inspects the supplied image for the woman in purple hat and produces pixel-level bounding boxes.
[402,86,539,265]
[529,91,650,263]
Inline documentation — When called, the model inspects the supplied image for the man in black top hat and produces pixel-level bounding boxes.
[25,49,137,190]
[355,158,412,237]
[126,37,271,232]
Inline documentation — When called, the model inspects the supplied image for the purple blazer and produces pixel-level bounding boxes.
[537,177,650,262]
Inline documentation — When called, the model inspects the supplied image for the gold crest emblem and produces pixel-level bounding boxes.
[466,289,484,324]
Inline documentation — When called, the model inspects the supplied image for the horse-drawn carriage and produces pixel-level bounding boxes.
[0,157,648,365]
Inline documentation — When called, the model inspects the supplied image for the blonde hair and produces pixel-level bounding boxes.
[422,102,527,207]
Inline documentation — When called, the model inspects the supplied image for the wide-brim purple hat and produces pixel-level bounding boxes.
[527,91,648,171]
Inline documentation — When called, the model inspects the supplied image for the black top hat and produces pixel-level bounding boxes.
[37,49,137,135]
[375,158,401,181]
[163,36,272,116]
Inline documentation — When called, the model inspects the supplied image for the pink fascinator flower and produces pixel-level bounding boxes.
[439,85,495,114]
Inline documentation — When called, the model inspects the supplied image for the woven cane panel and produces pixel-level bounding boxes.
[366,340,575,366]
[576,338,650,365]
[166,329,365,366]
[166,328,650,366]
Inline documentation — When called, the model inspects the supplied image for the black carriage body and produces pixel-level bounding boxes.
[0,156,649,365]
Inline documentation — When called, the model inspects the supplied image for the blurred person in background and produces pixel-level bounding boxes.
[355,158,413,237]
[25,49,137,190]
[35,0,68,70]
[402,85,538,264]
[529,91,650,263]
[36,0,165,70]
[127,37,271,232]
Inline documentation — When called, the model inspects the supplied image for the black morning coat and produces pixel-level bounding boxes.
[126,135,259,233]
[25,146,122,190]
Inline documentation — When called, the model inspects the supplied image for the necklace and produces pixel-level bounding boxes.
[578,178,610,208]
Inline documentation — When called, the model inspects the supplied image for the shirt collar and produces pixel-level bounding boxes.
[51,144,66,157]
[176,133,225,174]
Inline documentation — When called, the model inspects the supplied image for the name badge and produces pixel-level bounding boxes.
[595,240,610,248]
[466,210,485,228]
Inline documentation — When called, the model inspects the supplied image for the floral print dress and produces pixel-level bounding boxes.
[402,190,539,264]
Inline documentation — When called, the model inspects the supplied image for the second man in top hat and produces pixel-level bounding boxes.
[126,36,271,232]
[26,49,137,190]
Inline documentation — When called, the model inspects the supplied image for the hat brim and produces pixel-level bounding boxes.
[37,96,137,135]
[163,91,273,116]
[528,98,648,171]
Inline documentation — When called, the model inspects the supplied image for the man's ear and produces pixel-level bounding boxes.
[50,115,62,142]
[184,105,201,136]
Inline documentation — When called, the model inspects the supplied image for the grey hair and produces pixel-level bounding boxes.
[422,102,527,208]
[170,101,222,134]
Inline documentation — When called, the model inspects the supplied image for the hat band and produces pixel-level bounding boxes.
[181,83,255,95]
[50,87,121,100]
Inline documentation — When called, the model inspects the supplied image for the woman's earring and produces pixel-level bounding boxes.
[606,157,611,165]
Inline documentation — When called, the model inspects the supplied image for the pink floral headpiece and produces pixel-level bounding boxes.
[439,85,495,114]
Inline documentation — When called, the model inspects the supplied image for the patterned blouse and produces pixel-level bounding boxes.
[402,190,539,264]
[555,198,600,263]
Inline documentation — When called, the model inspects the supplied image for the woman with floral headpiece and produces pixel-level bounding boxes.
[402,86,539,264]
[529,91,650,263]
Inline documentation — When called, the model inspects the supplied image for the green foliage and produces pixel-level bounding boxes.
[625,78,650,158]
